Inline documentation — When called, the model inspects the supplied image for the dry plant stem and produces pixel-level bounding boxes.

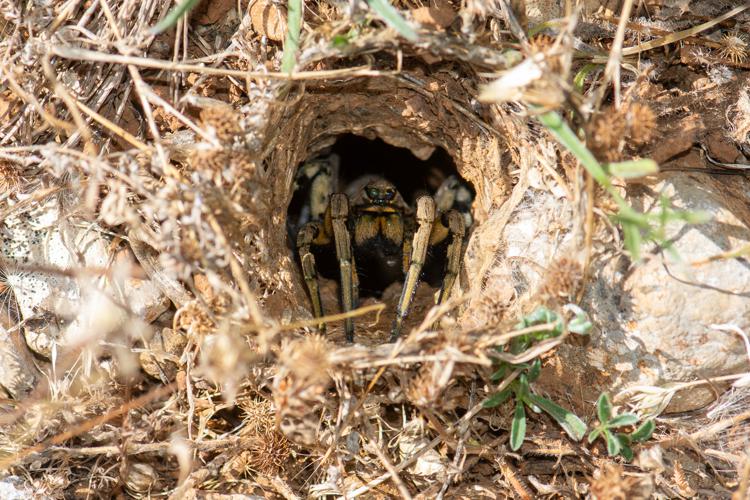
[366,441,413,500]
[0,382,177,470]
[142,88,218,145]
[619,4,750,58]
[349,369,523,497]
[47,436,262,457]
[579,172,595,303]
[129,65,170,170]
[280,302,386,331]
[436,381,476,500]
[51,46,395,80]
[205,213,264,328]
[1,66,76,135]
[75,100,152,152]
[590,0,634,111]
[41,54,96,154]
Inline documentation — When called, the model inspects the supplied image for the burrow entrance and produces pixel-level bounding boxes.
[258,74,510,341]
[286,134,473,297]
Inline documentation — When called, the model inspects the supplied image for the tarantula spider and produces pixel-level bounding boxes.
[293,157,472,341]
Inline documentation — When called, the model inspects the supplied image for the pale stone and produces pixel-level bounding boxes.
[475,172,750,414]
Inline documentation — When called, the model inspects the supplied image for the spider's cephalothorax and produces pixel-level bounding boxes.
[294,162,472,342]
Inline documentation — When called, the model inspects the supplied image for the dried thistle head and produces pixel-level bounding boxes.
[626,102,658,145]
[586,108,628,162]
[245,431,292,475]
[273,336,333,446]
[528,34,563,74]
[239,397,276,436]
[539,257,583,304]
[279,334,332,386]
[221,430,292,479]
[589,463,643,500]
[718,32,748,64]
[0,160,23,193]
[188,148,229,185]
[199,106,243,143]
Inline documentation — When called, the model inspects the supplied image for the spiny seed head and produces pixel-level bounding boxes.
[200,106,243,143]
[0,160,22,193]
[280,334,332,385]
[718,32,748,64]
[587,109,628,162]
[626,102,658,145]
[540,257,583,303]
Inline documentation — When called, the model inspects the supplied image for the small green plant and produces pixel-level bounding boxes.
[536,110,709,261]
[483,306,591,451]
[587,393,655,461]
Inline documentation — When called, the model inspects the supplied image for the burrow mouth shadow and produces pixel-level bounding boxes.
[258,74,509,336]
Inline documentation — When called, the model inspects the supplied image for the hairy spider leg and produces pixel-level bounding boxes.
[391,196,436,340]
[435,210,465,304]
[296,222,326,332]
[330,193,359,342]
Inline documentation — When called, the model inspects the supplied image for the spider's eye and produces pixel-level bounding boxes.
[385,189,395,200]
[366,187,379,199]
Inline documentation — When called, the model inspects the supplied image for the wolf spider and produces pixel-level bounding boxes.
[293,158,472,341]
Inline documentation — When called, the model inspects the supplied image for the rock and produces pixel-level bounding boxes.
[584,173,750,413]
[412,0,456,29]
[0,193,170,360]
[468,172,750,414]
[139,327,188,382]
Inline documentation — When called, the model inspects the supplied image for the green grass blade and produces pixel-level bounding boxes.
[281,0,303,73]
[483,387,512,408]
[510,402,527,451]
[367,0,418,41]
[149,0,201,35]
[607,159,659,179]
[536,110,611,189]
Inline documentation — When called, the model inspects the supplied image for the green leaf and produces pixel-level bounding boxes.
[281,0,303,73]
[608,414,639,428]
[149,0,201,35]
[510,402,527,451]
[587,427,603,444]
[606,159,659,179]
[630,419,656,442]
[619,442,634,461]
[517,374,529,400]
[573,63,601,92]
[525,393,587,441]
[366,0,418,41]
[527,359,542,382]
[605,430,621,456]
[483,387,512,408]
[596,393,613,424]
[490,364,508,382]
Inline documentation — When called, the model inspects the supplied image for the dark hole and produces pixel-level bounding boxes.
[287,134,474,297]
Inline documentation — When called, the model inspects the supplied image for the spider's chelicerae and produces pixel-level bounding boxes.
[292,156,473,341]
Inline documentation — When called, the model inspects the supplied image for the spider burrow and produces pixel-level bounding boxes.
[292,157,473,342]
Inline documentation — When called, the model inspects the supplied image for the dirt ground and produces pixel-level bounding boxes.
[1,0,750,498]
